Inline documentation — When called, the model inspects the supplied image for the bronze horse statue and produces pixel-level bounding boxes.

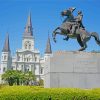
[52,8,100,51]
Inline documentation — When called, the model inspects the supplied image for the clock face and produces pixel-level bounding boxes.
[24,41,31,50]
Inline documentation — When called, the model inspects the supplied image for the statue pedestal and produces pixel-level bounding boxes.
[44,51,100,88]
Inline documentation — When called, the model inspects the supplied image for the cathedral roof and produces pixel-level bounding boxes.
[45,35,52,54]
[24,12,33,37]
[2,33,10,52]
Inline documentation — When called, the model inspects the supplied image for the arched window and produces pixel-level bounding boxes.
[4,55,7,60]
[21,65,23,71]
[2,56,3,59]
[27,58,28,62]
[25,65,29,72]
[29,44,31,49]
[28,26,30,33]
[25,44,27,49]
[24,58,26,61]
[18,56,20,61]
[35,57,37,61]
[28,57,30,62]
[41,68,43,74]
[3,67,6,72]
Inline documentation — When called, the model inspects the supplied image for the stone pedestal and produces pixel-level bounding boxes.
[44,51,100,88]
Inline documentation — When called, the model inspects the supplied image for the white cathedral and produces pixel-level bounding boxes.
[0,13,52,83]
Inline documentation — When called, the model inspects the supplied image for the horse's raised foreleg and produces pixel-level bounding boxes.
[53,32,61,43]
[53,27,60,33]
[52,27,60,43]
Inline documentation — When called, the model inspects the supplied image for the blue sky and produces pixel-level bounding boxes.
[0,0,100,57]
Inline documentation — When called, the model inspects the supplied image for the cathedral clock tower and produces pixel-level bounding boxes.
[22,12,34,51]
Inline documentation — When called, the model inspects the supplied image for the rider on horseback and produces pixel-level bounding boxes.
[62,8,85,35]
[53,7,100,51]
[71,11,85,35]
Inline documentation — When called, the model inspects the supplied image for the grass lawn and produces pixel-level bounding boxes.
[0,85,100,100]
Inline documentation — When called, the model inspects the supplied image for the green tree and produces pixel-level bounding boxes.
[2,70,36,86]
[38,79,44,86]
[13,70,23,85]
[2,70,16,86]
[24,71,36,85]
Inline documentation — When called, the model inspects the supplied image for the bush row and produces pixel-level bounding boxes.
[0,86,100,100]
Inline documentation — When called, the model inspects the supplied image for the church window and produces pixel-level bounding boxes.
[28,26,30,32]
[28,57,30,62]
[24,58,26,61]
[35,57,37,61]
[41,68,43,74]
[29,44,31,49]
[21,65,23,71]
[4,55,6,60]
[2,56,3,59]
[34,66,36,70]
[25,65,29,72]
[27,58,28,62]
[18,56,20,61]
[25,68,27,72]
[25,44,27,49]
[3,67,6,72]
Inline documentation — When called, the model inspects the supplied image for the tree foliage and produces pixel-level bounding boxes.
[2,70,36,86]
[38,79,44,86]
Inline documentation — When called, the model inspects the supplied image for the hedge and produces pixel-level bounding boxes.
[0,85,100,100]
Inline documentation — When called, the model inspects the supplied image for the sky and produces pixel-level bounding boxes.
[0,0,100,57]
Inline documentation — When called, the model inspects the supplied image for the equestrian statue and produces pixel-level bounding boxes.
[52,7,100,51]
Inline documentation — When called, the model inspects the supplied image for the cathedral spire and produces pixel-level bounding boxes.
[45,35,52,54]
[24,12,33,37]
[2,33,10,52]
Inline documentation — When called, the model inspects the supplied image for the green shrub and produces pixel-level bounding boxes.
[38,79,44,86]
[0,86,100,100]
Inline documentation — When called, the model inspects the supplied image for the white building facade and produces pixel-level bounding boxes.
[0,13,52,83]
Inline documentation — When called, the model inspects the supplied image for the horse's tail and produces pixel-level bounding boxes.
[91,32,100,45]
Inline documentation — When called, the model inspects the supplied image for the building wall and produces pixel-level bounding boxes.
[44,51,100,88]
[0,52,12,74]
